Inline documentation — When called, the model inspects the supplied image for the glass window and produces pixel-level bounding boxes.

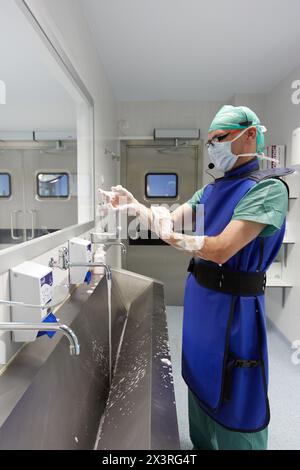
[37,173,69,198]
[0,173,11,197]
[145,173,178,198]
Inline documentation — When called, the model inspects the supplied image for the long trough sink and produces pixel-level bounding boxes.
[0,268,180,450]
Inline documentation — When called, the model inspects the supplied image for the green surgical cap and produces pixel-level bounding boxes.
[209,105,266,153]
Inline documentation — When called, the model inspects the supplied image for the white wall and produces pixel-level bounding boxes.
[264,65,300,343]
[0,0,119,367]
[232,93,266,124]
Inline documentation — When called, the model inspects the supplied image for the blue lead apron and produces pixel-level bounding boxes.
[182,159,290,433]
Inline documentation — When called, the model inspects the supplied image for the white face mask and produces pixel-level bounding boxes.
[207,126,278,172]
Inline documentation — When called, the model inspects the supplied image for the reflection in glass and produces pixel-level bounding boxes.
[0,0,94,253]
[37,173,69,198]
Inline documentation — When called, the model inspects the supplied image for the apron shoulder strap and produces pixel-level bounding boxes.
[246,167,294,197]
[246,167,295,182]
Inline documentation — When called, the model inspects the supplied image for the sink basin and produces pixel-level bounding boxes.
[0,268,179,450]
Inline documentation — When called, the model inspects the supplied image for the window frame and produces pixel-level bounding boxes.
[145,172,178,199]
[0,172,12,198]
[36,172,70,199]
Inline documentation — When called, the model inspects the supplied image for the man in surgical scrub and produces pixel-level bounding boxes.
[100,105,290,450]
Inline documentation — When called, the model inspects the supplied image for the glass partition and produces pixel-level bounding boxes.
[0,0,94,251]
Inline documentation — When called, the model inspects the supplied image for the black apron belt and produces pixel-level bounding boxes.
[187,258,266,297]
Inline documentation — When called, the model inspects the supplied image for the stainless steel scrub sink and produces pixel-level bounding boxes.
[0,268,180,450]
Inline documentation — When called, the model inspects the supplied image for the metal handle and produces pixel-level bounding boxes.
[10,210,22,240]
[27,209,36,240]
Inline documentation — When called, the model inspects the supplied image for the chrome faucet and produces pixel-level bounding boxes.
[100,241,127,255]
[49,247,69,271]
[0,322,80,356]
[49,247,112,281]
[89,233,126,254]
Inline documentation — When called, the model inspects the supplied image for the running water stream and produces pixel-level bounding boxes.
[106,276,112,385]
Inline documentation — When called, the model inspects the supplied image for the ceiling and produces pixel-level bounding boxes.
[82,0,300,101]
[0,0,76,131]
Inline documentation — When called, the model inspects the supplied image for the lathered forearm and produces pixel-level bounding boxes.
[135,203,174,237]
[191,219,267,265]
[164,233,229,262]
[135,203,154,227]
[134,204,206,253]
[163,231,206,253]
[192,235,226,263]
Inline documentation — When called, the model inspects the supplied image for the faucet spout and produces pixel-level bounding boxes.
[0,322,80,356]
[49,247,69,270]
[89,233,126,254]
[49,247,112,281]
[102,241,127,255]
[67,262,112,281]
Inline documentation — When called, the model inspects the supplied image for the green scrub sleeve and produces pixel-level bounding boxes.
[186,186,206,211]
[232,179,288,237]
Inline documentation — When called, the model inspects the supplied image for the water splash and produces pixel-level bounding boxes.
[161,358,171,367]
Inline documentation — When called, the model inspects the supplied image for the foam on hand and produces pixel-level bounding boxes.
[98,185,138,212]
[150,206,173,238]
[98,186,206,254]
[171,234,206,252]
[150,205,205,252]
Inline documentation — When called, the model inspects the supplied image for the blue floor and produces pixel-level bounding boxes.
[166,306,300,450]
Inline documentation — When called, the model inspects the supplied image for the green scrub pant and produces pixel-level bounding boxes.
[188,389,268,450]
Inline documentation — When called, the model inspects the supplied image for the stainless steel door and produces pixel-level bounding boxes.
[23,147,78,238]
[0,143,78,250]
[121,140,203,305]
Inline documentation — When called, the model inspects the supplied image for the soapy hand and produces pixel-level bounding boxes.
[151,206,174,239]
[151,206,205,253]
[168,232,206,252]
[98,185,206,254]
[98,185,138,211]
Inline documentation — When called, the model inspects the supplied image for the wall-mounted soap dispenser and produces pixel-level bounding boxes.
[10,261,54,342]
[68,238,92,284]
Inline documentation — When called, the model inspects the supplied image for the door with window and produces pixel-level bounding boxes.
[0,144,77,249]
[0,150,27,248]
[121,140,203,305]
[23,147,77,239]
